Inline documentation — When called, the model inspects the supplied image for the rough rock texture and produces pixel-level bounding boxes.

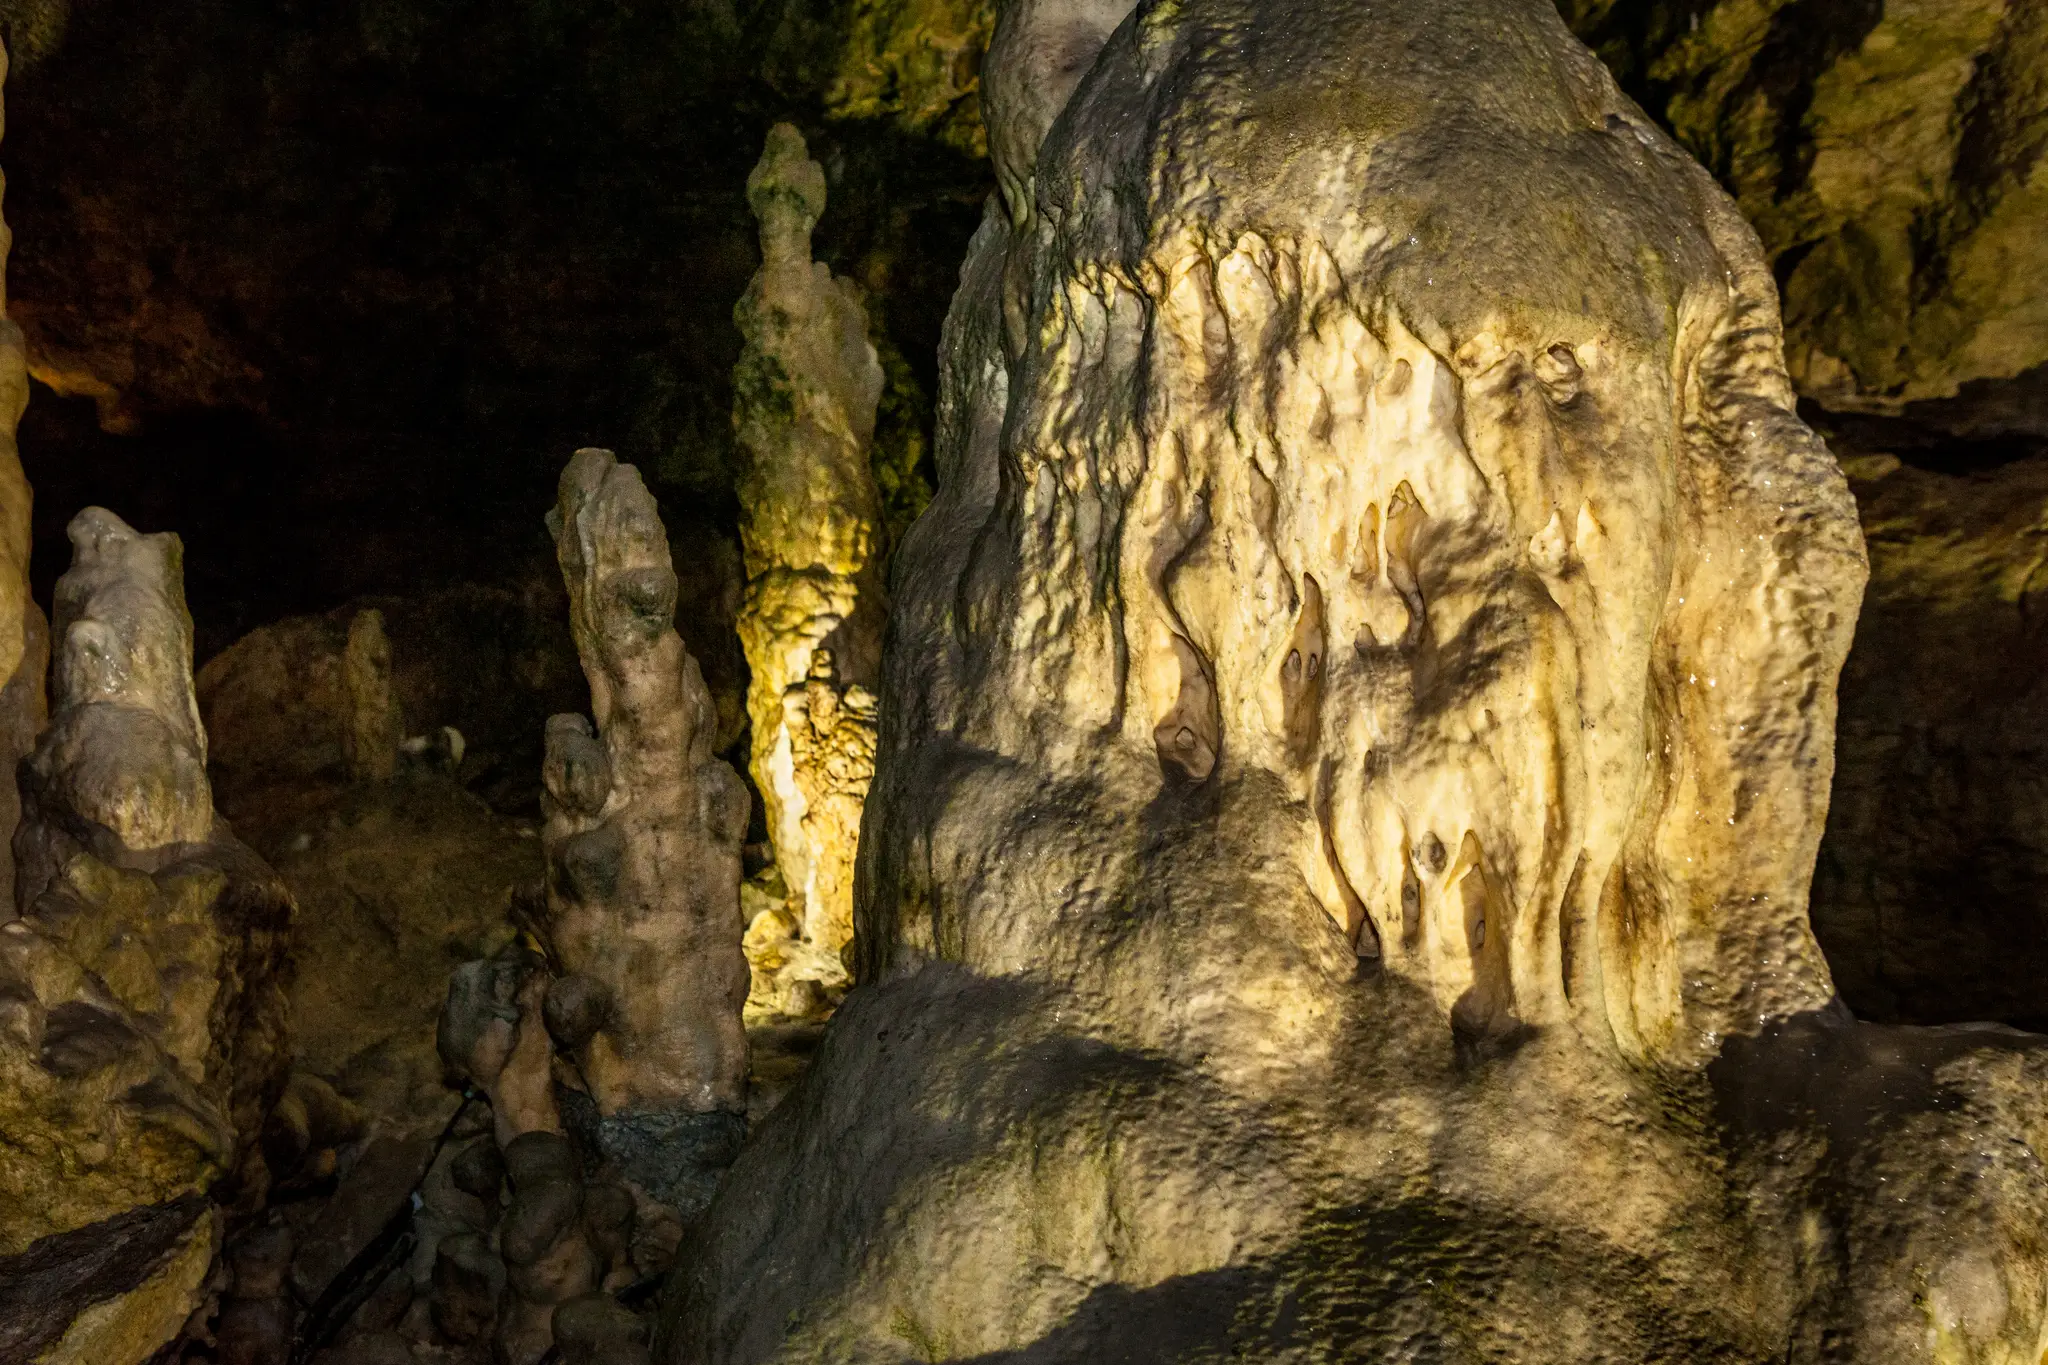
[1561,0,2048,428]
[197,583,658,836]
[1,507,291,1360]
[278,777,534,1135]
[662,2,2048,1361]
[543,448,750,1132]
[423,451,744,1365]
[0,35,46,907]
[1811,451,2048,1029]
[733,125,887,1012]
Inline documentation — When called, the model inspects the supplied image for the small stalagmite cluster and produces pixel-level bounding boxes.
[731,123,887,1020]
[432,449,749,1365]
[0,508,292,1363]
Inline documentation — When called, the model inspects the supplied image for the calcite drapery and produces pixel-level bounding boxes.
[664,1,2048,1361]
[2,507,291,1363]
[732,124,886,1013]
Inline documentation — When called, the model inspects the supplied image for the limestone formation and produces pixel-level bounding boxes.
[428,451,741,1364]
[662,2,2048,1360]
[1,507,291,1362]
[826,0,997,155]
[342,607,402,782]
[732,123,888,1014]
[1562,0,2048,426]
[0,36,44,911]
[542,448,749,1139]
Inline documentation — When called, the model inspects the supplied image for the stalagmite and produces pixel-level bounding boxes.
[435,450,747,1365]
[663,1,2048,1361]
[731,123,886,1016]
[542,448,750,1151]
[1,508,291,1364]
[342,606,403,782]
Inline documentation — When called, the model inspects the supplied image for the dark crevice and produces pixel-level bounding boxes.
[1803,360,2048,469]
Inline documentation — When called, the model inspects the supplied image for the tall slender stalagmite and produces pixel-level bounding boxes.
[0,38,47,907]
[670,1,2048,1359]
[541,448,751,1144]
[731,124,886,1016]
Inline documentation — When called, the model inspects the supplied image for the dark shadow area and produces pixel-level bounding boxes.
[5,0,990,659]
[1801,364,2048,476]
[951,1194,1763,1364]
[19,381,568,662]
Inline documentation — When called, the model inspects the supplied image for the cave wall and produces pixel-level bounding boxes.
[1561,0,2047,430]
[0,0,2038,1110]
[1,0,993,660]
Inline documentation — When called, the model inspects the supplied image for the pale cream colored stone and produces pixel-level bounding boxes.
[18,509,213,885]
[732,124,887,1008]
[663,2,2048,1361]
[2,507,290,1274]
[779,650,877,966]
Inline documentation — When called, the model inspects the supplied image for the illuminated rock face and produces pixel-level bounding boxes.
[732,124,886,1011]
[1562,0,2048,422]
[665,2,2048,1361]
[1,508,291,1363]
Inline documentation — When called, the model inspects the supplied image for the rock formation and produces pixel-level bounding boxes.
[732,123,888,1015]
[542,448,750,1149]
[0,34,46,904]
[428,450,747,1365]
[661,1,2048,1360]
[1812,451,2048,1028]
[1561,0,2048,428]
[1,506,291,1362]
